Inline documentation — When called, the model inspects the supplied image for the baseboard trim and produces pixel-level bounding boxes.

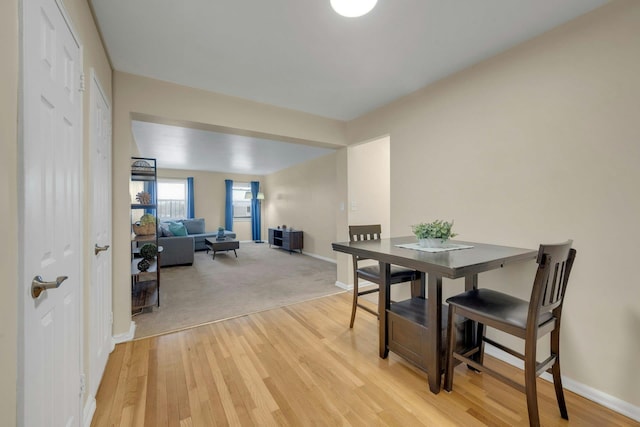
[335,279,380,291]
[484,344,640,422]
[112,321,136,345]
[335,281,349,290]
[83,394,96,427]
[304,252,337,264]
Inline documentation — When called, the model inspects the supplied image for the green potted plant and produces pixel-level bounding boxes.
[137,242,158,272]
[132,213,156,236]
[139,243,158,260]
[411,220,457,248]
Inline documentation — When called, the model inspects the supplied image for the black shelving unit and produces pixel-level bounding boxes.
[130,157,161,314]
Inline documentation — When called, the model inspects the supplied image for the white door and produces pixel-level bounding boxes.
[89,70,113,400]
[20,0,83,425]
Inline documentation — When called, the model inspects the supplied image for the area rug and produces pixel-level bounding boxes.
[133,242,342,338]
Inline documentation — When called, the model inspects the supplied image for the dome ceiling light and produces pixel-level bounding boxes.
[330,0,378,18]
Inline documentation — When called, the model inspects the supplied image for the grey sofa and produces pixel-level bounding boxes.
[157,218,236,267]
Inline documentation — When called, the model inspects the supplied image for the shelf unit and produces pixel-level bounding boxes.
[268,228,303,254]
[130,157,161,314]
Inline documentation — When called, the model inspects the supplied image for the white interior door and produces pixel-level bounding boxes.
[20,0,83,425]
[89,70,113,400]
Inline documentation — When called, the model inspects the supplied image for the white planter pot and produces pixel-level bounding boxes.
[418,238,448,248]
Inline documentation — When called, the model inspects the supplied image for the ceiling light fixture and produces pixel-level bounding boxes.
[330,0,377,18]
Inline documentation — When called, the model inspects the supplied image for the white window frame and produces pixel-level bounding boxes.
[157,178,188,220]
[232,182,252,221]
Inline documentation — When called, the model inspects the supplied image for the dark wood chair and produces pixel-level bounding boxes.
[444,240,576,427]
[348,224,419,328]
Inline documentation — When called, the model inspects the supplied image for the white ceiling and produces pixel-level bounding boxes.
[92,0,608,173]
[131,120,335,175]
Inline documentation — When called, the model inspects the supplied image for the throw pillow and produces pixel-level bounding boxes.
[160,223,173,237]
[168,222,188,236]
[181,218,205,234]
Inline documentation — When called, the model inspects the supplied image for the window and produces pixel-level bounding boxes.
[233,182,251,219]
[157,179,187,219]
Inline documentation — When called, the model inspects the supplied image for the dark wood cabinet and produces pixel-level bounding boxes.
[268,228,303,253]
[386,298,465,372]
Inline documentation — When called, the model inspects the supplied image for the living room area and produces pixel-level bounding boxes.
[126,99,395,338]
[123,77,366,338]
[129,149,346,338]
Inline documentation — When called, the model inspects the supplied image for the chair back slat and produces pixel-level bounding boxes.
[349,224,382,242]
[529,241,576,326]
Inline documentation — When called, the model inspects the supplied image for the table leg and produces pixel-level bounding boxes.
[233,249,237,258]
[465,274,478,291]
[411,272,425,298]
[427,273,443,393]
[379,261,391,359]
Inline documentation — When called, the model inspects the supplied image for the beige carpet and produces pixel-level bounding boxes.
[133,242,342,338]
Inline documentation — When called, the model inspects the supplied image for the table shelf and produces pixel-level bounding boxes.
[387,298,465,372]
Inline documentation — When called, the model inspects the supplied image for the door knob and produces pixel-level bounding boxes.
[94,244,110,255]
[31,275,68,299]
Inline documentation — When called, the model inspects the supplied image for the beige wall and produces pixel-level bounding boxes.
[347,0,640,407]
[157,168,262,241]
[334,148,350,286]
[1,0,19,424]
[348,136,391,233]
[265,153,339,259]
[113,72,348,336]
[343,136,392,287]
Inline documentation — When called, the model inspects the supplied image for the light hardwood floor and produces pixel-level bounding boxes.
[93,293,636,426]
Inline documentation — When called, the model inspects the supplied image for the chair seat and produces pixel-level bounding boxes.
[356,264,417,284]
[446,289,552,330]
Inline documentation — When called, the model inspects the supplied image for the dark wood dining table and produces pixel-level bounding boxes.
[332,236,537,394]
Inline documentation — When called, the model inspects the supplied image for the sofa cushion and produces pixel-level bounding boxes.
[159,222,174,237]
[181,218,205,234]
[158,235,194,267]
[168,222,188,236]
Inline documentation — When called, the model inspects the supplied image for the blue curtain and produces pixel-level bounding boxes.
[224,179,233,230]
[250,181,261,241]
[186,177,195,218]
[144,180,155,215]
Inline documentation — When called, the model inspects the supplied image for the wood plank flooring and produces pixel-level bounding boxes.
[92,293,637,426]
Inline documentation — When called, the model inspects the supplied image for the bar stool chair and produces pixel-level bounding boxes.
[444,241,576,427]
[348,224,419,328]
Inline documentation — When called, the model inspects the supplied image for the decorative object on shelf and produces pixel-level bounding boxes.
[330,0,377,17]
[139,243,158,260]
[131,159,154,175]
[411,219,457,248]
[282,224,287,229]
[216,226,225,241]
[135,191,151,205]
[132,213,156,236]
[137,258,151,272]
